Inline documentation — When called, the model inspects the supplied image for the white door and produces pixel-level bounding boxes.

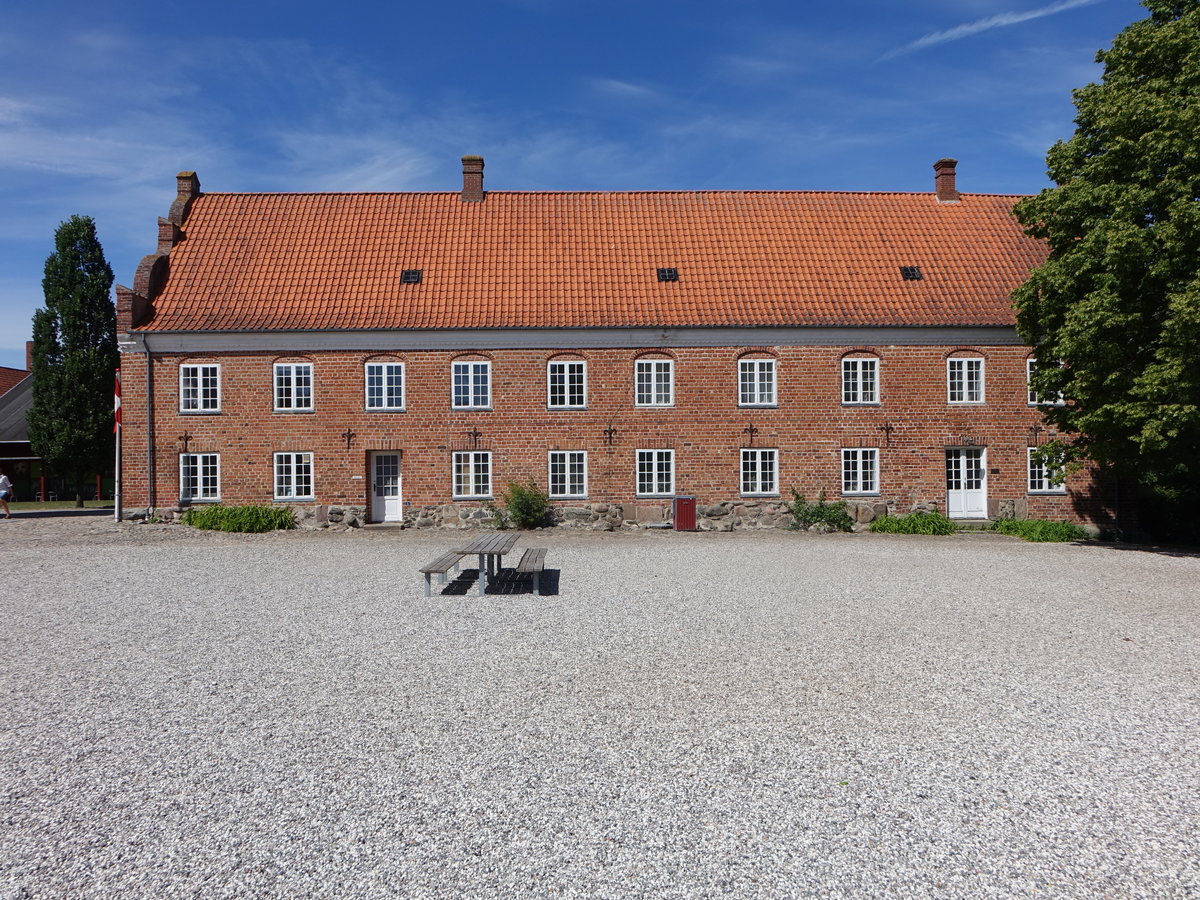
[370,452,403,522]
[946,448,987,518]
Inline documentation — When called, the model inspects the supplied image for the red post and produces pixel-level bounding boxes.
[39,474,45,502]
[96,473,102,502]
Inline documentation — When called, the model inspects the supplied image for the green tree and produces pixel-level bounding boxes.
[1013,0,1200,505]
[27,215,117,506]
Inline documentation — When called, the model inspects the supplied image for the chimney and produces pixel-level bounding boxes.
[168,171,202,225]
[25,340,33,372]
[461,155,484,202]
[934,158,959,203]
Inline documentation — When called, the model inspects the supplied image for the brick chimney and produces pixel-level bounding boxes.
[168,171,202,225]
[25,340,33,372]
[934,158,959,203]
[461,155,484,202]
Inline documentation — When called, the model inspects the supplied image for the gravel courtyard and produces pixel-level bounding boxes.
[2,515,1198,899]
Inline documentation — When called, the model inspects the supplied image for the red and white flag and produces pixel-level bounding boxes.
[114,369,121,433]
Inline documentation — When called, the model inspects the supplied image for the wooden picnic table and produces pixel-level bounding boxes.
[455,532,521,596]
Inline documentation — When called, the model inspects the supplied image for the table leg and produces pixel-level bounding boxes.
[477,552,487,595]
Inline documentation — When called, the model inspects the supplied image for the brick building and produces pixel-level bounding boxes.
[115,157,1118,529]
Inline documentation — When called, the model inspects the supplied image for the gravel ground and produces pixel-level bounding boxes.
[1,514,1198,899]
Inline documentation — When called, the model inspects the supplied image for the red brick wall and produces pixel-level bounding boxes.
[117,343,1114,525]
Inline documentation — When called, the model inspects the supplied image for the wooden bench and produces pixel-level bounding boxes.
[515,547,547,593]
[419,551,466,597]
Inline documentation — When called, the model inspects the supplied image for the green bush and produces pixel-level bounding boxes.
[181,504,296,533]
[870,510,956,535]
[501,480,551,529]
[788,490,854,532]
[483,501,511,530]
[992,518,1089,543]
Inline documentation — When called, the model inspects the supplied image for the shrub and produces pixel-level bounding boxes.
[181,504,296,533]
[870,510,956,535]
[483,501,511,530]
[788,490,853,532]
[992,518,1089,543]
[501,480,551,529]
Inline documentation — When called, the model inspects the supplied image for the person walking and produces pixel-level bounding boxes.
[0,469,12,518]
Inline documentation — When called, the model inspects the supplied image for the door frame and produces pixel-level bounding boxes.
[945,446,987,519]
[368,450,404,523]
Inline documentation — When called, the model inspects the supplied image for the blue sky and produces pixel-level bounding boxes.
[0,0,1143,370]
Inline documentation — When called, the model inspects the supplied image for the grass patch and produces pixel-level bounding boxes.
[870,510,957,535]
[181,505,296,533]
[10,500,114,511]
[992,518,1089,542]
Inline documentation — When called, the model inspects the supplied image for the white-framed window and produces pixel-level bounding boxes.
[547,360,587,408]
[453,451,492,498]
[1028,448,1067,494]
[179,364,220,412]
[636,449,675,497]
[548,450,587,498]
[947,358,984,404]
[274,451,314,500]
[453,360,491,409]
[635,359,674,406]
[842,448,879,495]
[180,453,220,501]
[738,358,777,406]
[1027,358,1065,406]
[740,448,778,496]
[841,357,878,404]
[274,362,314,411]
[365,361,405,411]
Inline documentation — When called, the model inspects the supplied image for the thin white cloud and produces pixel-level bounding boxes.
[881,0,1102,60]
[587,78,663,102]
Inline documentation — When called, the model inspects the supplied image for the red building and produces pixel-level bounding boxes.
[115,157,1118,529]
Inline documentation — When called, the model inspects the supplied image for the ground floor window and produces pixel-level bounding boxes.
[453,451,492,499]
[548,451,587,498]
[842,448,879,495]
[274,452,314,500]
[180,453,220,501]
[740,448,778,495]
[1028,447,1066,494]
[637,449,674,496]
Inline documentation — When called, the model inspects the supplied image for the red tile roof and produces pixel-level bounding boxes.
[0,367,29,396]
[138,190,1045,332]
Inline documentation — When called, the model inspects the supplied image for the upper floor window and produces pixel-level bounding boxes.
[1028,448,1067,494]
[739,358,777,407]
[453,451,492,498]
[1027,358,1065,406]
[740,448,778,496]
[947,358,984,404]
[635,359,674,407]
[274,362,313,412]
[841,358,878,405]
[636,449,675,497]
[548,360,586,409]
[180,364,220,413]
[842,448,879,495]
[180,453,220,501]
[453,361,491,409]
[274,451,314,500]
[548,450,588,499]
[365,362,405,411]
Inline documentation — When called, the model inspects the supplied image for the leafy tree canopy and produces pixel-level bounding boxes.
[27,215,117,501]
[1013,0,1200,497]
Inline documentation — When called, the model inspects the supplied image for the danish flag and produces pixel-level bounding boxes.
[114,369,121,433]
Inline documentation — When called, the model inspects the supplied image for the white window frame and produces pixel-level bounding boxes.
[273,451,314,500]
[740,448,778,496]
[274,362,314,412]
[738,358,777,407]
[1027,448,1067,494]
[947,358,984,404]
[842,448,879,495]
[452,451,492,499]
[548,450,588,499]
[179,452,220,501]
[636,449,675,497]
[364,361,405,411]
[452,360,492,410]
[635,359,674,407]
[179,364,221,413]
[547,360,587,409]
[841,357,879,405]
[1027,358,1066,406]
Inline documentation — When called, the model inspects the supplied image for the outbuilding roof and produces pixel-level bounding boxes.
[132,176,1045,333]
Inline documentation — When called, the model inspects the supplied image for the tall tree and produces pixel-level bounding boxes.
[1013,0,1200,505]
[28,215,117,506]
